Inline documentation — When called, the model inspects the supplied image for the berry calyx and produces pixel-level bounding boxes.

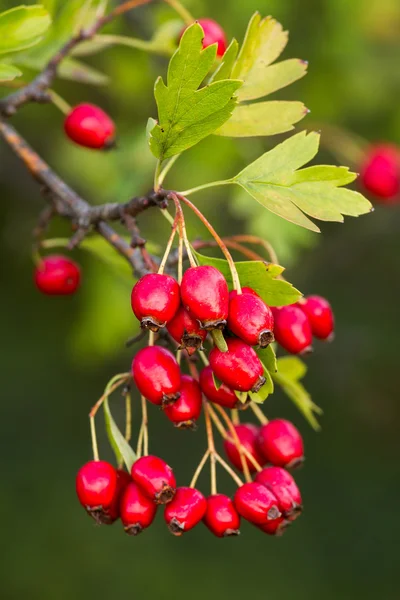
[234,482,281,525]
[203,494,241,537]
[257,419,304,468]
[34,255,81,295]
[360,144,400,201]
[209,338,265,392]
[272,305,313,354]
[180,18,227,57]
[164,487,207,536]
[223,423,265,473]
[76,460,117,523]
[107,469,132,523]
[258,517,290,536]
[131,455,176,504]
[166,305,207,355]
[297,295,334,340]
[64,103,115,149]
[255,467,302,520]
[131,346,181,406]
[228,289,274,347]
[131,274,180,332]
[164,375,202,429]
[181,266,229,331]
[120,482,157,535]
[199,365,243,409]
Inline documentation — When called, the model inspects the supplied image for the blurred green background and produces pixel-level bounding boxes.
[1,0,400,598]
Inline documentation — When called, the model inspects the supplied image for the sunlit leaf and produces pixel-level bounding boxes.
[209,39,239,82]
[0,63,22,81]
[0,5,51,56]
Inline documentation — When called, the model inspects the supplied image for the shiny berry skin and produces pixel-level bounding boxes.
[34,255,81,295]
[228,290,274,347]
[229,287,260,299]
[257,419,304,468]
[255,467,302,520]
[131,346,181,406]
[120,482,157,535]
[297,295,334,340]
[107,469,133,523]
[131,455,176,504]
[181,266,229,330]
[131,274,180,332]
[199,365,242,409]
[360,144,400,201]
[180,18,227,57]
[64,103,115,149]
[223,423,265,473]
[76,460,117,523]
[203,494,241,537]
[234,482,281,525]
[164,375,202,429]
[166,306,207,355]
[272,305,313,354]
[209,338,265,392]
[164,487,207,536]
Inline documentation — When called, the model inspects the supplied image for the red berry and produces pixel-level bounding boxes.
[228,290,274,347]
[164,487,207,536]
[131,455,176,504]
[203,494,240,537]
[223,423,265,473]
[166,305,207,355]
[360,144,400,201]
[255,467,302,520]
[132,346,181,406]
[199,365,242,409]
[272,305,312,354]
[229,287,260,299]
[76,460,117,523]
[164,375,202,429]
[107,469,133,523]
[258,517,290,536]
[34,255,81,295]
[297,295,334,340]
[120,482,157,535]
[234,482,281,525]
[209,338,265,392]
[64,103,115,149]
[257,419,304,468]
[180,18,227,57]
[181,266,229,330]
[131,274,180,332]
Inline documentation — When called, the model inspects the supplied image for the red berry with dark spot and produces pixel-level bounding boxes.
[203,494,241,537]
[255,467,302,520]
[164,487,207,536]
[131,455,176,504]
[234,482,281,525]
[223,423,264,473]
[76,460,117,523]
[132,346,181,406]
[257,419,304,468]
[272,305,313,354]
[209,338,265,392]
[64,103,115,149]
[107,469,133,523]
[166,305,207,355]
[228,290,274,347]
[181,266,229,330]
[360,144,400,201]
[131,274,180,332]
[180,18,227,57]
[35,255,81,295]
[199,365,243,409]
[164,375,202,429]
[120,481,157,535]
[258,517,290,536]
[297,295,334,340]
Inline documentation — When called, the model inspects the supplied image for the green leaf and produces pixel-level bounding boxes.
[209,39,239,83]
[256,344,278,374]
[211,329,228,352]
[217,100,307,137]
[149,23,242,160]
[0,63,22,81]
[0,5,51,56]
[249,375,272,404]
[58,58,109,85]
[234,390,248,404]
[233,131,372,232]
[212,371,223,391]
[103,398,136,470]
[194,251,302,307]
[276,356,307,380]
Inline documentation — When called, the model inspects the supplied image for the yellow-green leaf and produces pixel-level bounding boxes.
[0,5,51,56]
[0,63,22,81]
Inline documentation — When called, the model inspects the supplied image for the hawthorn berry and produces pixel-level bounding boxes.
[34,255,81,295]
[223,423,265,473]
[229,287,260,299]
[131,346,181,406]
[180,18,227,57]
[203,494,241,537]
[164,375,202,429]
[258,517,290,536]
[209,338,265,392]
[297,295,334,340]
[166,305,207,355]
[120,482,157,535]
[234,482,281,525]
[257,419,304,468]
[131,273,180,332]
[64,103,115,149]
[272,305,313,354]
[255,467,302,520]
[199,365,243,409]
[228,289,274,347]
[360,144,400,201]
[181,266,229,330]
[131,455,176,504]
[76,460,117,523]
[107,469,133,523]
[164,487,207,536]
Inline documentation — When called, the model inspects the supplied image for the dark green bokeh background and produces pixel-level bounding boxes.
[1,1,400,598]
